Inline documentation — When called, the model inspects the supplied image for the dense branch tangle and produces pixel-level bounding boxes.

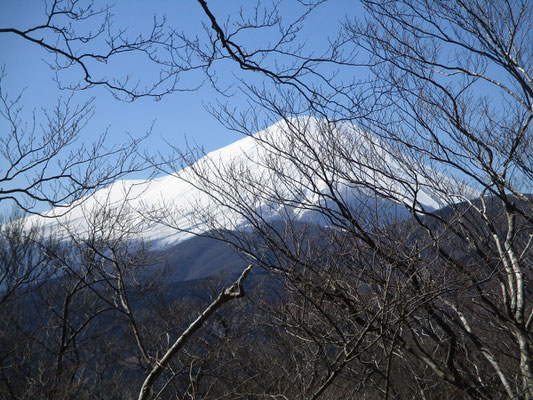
[0,0,531,398]
[168,1,533,398]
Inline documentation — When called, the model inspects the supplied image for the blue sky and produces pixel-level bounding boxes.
[0,0,360,214]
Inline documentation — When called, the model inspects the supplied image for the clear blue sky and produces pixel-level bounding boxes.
[0,0,361,214]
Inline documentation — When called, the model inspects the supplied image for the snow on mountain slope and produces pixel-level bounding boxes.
[27,117,474,247]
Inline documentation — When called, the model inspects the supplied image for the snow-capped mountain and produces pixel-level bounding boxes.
[27,117,473,247]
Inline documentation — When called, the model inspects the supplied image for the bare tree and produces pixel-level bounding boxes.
[0,78,147,215]
[0,191,254,399]
[0,3,261,398]
[150,1,533,398]
[0,0,210,101]
[0,0,222,215]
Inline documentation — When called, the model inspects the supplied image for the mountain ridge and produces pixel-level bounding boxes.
[27,117,474,248]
